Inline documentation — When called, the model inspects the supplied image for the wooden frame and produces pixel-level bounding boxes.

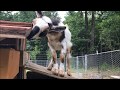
[0,34,26,39]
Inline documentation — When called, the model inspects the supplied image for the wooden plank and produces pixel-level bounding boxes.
[24,61,76,79]
[0,49,20,79]
[0,20,32,27]
[0,34,26,39]
[0,25,32,31]
[0,24,32,27]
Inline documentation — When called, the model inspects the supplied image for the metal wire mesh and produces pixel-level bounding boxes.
[27,50,120,79]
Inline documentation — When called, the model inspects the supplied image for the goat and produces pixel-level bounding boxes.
[27,11,72,77]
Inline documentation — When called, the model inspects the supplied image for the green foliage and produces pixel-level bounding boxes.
[100,62,111,71]
[13,11,36,22]
[64,11,120,55]
[1,11,120,57]
[46,49,52,60]
[64,11,85,56]
[0,11,14,21]
[98,12,120,51]
[29,45,40,60]
[43,11,60,20]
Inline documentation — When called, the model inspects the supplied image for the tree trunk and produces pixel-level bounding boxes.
[85,11,88,31]
[91,11,95,53]
[85,11,88,54]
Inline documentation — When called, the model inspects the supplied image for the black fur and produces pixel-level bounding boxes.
[51,19,60,26]
[48,19,60,30]
[59,31,65,42]
[39,30,48,37]
[27,26,40,40]
[37,11,43,17]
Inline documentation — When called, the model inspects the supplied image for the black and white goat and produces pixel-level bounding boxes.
[27,11,72,77]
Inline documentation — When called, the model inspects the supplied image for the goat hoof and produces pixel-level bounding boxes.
[67,70,72,76]
[47,63,53,71]
[59,70,65,77]
[52,68,58,75]
[47,67,52,71]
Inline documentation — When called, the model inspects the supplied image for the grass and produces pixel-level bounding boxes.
[70,66,120,79]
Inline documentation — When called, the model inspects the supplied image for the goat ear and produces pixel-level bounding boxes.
[35,11,43,18]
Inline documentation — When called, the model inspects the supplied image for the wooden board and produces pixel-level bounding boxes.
[0,49,20,79]
[0,25,31,31]
[0,34,26,39]
[24,61,77,79]
[0,20,32,27]
[0,20,32,36]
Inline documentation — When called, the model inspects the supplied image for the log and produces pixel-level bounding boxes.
[0,20,32,27]
[24,61,77,79]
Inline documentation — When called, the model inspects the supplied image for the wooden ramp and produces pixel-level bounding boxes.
[24,61,77,79]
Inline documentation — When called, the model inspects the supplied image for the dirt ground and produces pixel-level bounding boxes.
[71,68,120,79]
[71,72,120,79]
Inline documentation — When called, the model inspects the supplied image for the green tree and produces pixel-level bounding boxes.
[0,11,13,21]
[1,11,120,57]
[43,11,60,20]
[90,11,95,53]
[64,11,86,56]
[99,12,120,51]
[13,11,35,22]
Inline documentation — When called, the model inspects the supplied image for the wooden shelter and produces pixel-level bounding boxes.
[0,20,76,79]
[0,20,32,79]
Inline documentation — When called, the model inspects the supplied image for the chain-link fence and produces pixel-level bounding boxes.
[72,50,120,78]
[27,50,120,79]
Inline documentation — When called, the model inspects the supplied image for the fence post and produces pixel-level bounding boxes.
[85,54,87,72]
[46,60,48,67]
[82,56,85,71]
[76,56,79,75]
[96,51,100,73]
[111,52,113,69]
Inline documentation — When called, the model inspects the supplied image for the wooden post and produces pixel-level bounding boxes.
[16,39,19,50]
[17,38,28,79]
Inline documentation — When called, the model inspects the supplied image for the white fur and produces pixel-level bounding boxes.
[59,63,64,70]
[42,16,52,24]
[61,39,67,54]
[53,63,58,69]
[32,16,52,39]
[35,18,49,30]
[64,25,73,48]
[35,11,41,18]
